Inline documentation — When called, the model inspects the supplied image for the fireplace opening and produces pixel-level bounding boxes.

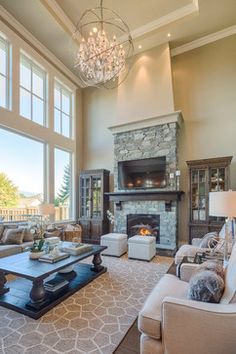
[127,214,160,243]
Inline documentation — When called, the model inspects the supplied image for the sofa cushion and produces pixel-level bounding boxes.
[18,227,34,242]
[138,274,188,339]
[0,224,4,240]
[221,242,236,304]
[0,244,21,258]
[1,228,24,245]
[188,270,224,303]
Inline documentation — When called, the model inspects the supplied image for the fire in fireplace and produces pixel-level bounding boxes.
[127,214,160,243]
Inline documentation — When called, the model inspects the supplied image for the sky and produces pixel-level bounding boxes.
[0,44,71,198]
[0,128,70,196]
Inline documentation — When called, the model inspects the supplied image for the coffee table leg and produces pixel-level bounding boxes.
[91,253,104,273]
[30,279,46,304]
[0,271,9,295]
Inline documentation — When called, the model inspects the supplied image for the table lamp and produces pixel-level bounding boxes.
[209,190,236,266]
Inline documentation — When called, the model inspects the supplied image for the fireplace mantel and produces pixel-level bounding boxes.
[105,190,184,209]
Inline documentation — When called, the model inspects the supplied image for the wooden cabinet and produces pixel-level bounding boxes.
[78,169,110,244]
[187,156,232,243]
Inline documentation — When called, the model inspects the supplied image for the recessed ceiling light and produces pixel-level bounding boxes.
[138,45,142,49]
[167,33,171,38]
[92,27,98,33]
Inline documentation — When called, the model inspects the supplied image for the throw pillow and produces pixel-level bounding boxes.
[1,228,24,245]
[0,224,4,240]
[199,232,218,248]
[18,226,34,242]
[188,270,224,303]
[195,260,224,280]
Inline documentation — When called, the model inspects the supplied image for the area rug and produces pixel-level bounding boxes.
[0,254,172,354]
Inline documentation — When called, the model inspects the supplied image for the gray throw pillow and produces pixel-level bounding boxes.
[1,228,24,245]
[18,227,34,242]
[0,224,4,240]
[196,260,224,280]
[188,270,224,303]
[199,232,218,248]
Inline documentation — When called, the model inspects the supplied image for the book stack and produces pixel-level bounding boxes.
[38,252,70,263]
[45,277,69,294]
[62,243,93,256]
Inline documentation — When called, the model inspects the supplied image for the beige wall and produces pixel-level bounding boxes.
[82,43,174,173]
[172,34,236,244]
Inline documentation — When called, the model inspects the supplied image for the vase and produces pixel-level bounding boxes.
[29,251,45,260]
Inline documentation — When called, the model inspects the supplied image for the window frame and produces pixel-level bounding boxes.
[0,34,11,110]
[19,53,47,126]
[54,146,73,221]
[54,80,73,139]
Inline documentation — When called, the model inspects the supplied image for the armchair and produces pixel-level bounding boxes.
[138,242,236,354]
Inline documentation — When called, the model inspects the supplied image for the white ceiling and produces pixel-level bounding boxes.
[0,0,236,78]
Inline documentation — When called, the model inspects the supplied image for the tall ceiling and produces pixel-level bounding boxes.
[0,0,236,78]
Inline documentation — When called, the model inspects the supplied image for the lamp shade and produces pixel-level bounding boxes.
[209,191,236,218]
[39,203,55,216]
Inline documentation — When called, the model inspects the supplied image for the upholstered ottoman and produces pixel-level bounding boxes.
[101,233,128,257]
[128,236,156,261]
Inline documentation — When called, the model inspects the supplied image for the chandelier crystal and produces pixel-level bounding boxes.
[73,0,133,88]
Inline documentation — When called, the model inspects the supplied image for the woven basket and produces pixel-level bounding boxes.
[64,224,82,243]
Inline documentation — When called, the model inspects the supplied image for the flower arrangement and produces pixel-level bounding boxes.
[106,210,114,224]
[30,239,45,253]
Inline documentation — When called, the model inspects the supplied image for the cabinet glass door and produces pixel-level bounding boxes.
[91,177,102,218]
[80,177,91,218]
[191,169,207,221]
[210,168,225,192]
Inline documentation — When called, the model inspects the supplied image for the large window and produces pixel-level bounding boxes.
[54,148,72,221]
[0,35,10,109]
[0,128,44,221]
[54,81,72,138]
[20,54,46,126]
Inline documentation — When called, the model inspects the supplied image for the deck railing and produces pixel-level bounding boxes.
[0,206,69,222]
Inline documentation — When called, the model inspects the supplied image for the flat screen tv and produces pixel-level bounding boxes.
[118,156,166,190]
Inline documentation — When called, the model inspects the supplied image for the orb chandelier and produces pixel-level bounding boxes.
[73,0,134,89]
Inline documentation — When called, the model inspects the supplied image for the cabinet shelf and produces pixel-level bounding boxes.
[187,156,232,243]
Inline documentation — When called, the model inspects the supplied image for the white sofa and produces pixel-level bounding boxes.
[138,242,236,354]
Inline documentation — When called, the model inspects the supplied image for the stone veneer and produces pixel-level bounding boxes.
[109,112,182,250]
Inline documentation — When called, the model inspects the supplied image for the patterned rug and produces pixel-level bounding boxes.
[0,254,172,354]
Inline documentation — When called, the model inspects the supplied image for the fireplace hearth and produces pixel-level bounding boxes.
[127,214,160,243]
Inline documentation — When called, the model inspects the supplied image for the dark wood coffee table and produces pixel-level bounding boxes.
[0,243,107,319]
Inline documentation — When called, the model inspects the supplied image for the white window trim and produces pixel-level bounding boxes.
[54,80,73,139]
[19,53,47,126]
[0,35,11,110]
[0,25,78,222]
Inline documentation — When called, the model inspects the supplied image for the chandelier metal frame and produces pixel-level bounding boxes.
[73,0,134,89]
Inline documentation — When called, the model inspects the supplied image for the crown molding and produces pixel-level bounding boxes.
[41,0,199,43]
[0,5,81,88]
[171,25,236,57]
[40,0,76,35]
[131,0,199,40]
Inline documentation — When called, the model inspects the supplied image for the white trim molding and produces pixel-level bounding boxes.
[131,1,199,40]
[171,25,236,57]
[41,0,199,44]
[0,5,81,87]
[108,111,183,135]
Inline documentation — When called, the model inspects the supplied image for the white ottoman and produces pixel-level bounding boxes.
[128,236,156,261]
[101,233,128,257]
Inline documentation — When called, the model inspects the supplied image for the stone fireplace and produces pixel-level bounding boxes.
[107,111,183,252]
